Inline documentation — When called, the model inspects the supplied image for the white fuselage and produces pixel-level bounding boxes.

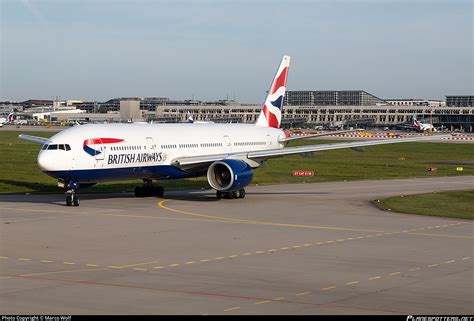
[38,123,285,183]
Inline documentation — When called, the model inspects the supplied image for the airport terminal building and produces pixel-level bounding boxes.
[150,91,474,131]
[2,92,473,131]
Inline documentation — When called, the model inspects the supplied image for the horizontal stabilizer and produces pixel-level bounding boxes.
[279,129,364,143]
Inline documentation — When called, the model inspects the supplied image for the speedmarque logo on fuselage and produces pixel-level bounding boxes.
[83,137,124,156]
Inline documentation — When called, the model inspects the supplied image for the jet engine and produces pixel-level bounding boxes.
[207,159,253,191]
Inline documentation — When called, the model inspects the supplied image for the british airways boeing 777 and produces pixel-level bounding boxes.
[19,56,448,206]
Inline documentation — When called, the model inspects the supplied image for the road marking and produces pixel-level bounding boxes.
[445,260,455,264]
[214,257,225,260]
[242,253,252,256]
[133,268,148,271]
[409,267,421,271]
[280,247,289,250]
[322,286,336,291]
[0,256,8,259]
[292,246,301,249]
[389,272,401,276]
[407,232,474,239]
[325,241,334,244]
[255,300,270,305]
[228,255,238,258]
[20,267,107,277]
[255,251,265,254]
[118,260,160,269]
[461,257,471,260]
[158,200,384,232]
[186,261,196,264]
[170,264,180,267]
[18,258,31,261]
[346,281,359,285]
[200,259,210,262]
[295,291,310,296]
[86,264,100,267]
[41,260,54,263]
[154,266,164,269]
[428,263,439,268]
[369,276,381,280]
[224,307,240,312]
[63,262,76,265]
[273,297,285,301]
[303,244,312,247]
[107,266,123,269]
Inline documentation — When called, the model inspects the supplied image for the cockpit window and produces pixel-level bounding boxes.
[42,144,48,150]
[45,144,71,151]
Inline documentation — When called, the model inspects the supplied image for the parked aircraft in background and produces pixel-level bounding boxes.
[412,114,436,132]
[0,109,14,127]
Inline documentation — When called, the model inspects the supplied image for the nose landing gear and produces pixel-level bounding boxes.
[65,191,79,207]
[64,180,80,207]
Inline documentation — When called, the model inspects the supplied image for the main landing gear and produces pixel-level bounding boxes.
[134,180,164,197]
[216,189,246,200]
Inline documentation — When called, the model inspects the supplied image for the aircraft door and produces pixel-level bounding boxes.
[223,135,232,153]
[266,134,272,146]
[95,138,105,161]
[146,137,156,163]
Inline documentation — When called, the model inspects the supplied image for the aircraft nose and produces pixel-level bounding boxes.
[37,151,55,172]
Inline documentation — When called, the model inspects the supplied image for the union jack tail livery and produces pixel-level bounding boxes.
[256,55,290,128]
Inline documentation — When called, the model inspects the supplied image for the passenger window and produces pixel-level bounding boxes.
[59,145,65,150]
[65,144,71,151]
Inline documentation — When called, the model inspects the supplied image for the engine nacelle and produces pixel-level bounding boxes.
[207,159,253,191]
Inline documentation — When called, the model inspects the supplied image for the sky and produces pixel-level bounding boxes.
[1,0,472,103]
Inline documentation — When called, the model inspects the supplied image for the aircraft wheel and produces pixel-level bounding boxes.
[155,186,164,197]
[134,186,143,197]
[230,191,238,199]
[216,191,223,200]
[66,194,72,206]
[72,194,79,207]
[239,189,246,199]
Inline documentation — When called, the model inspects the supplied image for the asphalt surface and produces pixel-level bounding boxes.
[0,176,473,315]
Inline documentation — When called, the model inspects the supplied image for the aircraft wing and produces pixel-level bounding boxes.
[279,128,364,142]
[18,134,51,145]
[172,134,450,171]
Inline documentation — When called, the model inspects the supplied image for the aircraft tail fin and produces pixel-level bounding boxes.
[7,109,14,123]
[412,114,421,129]
[255,55,290,128]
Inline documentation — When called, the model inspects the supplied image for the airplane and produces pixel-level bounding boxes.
[0,109,14,127]
[412,114,436,132]
[18,56,449,206]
